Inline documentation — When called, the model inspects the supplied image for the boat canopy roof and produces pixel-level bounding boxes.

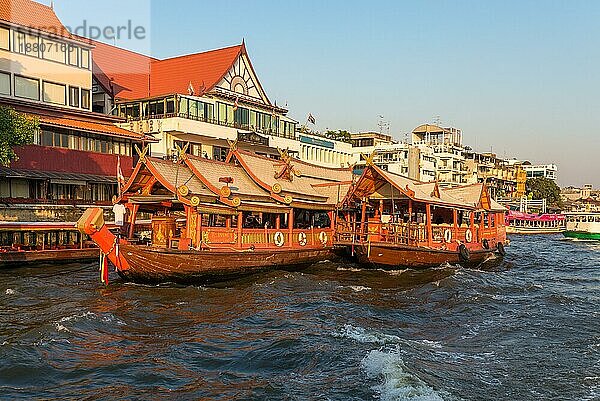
[117,145,353,212]
[345,163,505,212]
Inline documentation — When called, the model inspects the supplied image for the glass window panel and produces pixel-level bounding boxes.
[69,86,79,107]
[42,38,66,63]
[189,100,197,119]
[166,98,175,114]
[218,103,226,123]
[81,89,90,109]
[0,72,10,95]
[0,27,8,50]
[41,130,53,146]
[68,45,78,66]
[25,33,39,57]
[43,81,66,105]
[14,76,39,100]
[179,97,188,117]
[80,49,89,69]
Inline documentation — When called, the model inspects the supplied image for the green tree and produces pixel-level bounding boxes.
[526,177,562,207]
[323,129,352,143]
[0,106,38,166]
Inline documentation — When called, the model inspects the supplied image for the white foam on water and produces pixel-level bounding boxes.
[59,311,96,322]
[333,324,401,345]
[5,288,15,295]
[361,349,448,401]
[55,323,71,333]
[378,269,409,276]
[337,267,363,272]
[349,285,371,292]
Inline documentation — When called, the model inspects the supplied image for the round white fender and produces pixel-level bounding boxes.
[444,229,453,244]
[274,231,285,247]
[298,232,307,246]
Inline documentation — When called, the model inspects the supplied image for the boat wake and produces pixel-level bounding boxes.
[333,324,401,345]
[361,349,451,401]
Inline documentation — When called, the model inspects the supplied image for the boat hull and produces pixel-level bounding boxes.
[563,231,600,240]
[116,244,337,284]
[0,248,99,267]
[353,243,501,269]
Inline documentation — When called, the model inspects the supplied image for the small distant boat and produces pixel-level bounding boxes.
[505,211,565,234]
[563,212,600,240]
[0,221,100,266]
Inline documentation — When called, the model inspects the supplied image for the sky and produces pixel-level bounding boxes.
[42,0,600,187]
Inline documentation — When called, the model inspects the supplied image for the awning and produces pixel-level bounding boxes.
[39,115,146,141]
[0,167,116,184]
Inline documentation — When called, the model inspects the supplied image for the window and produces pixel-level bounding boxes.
[81,89,90,109]
[14,76,39,100]
[69,86,79,107]
[0,72,10,95]
[68,45,78,66]
[0,27,8,50]
[14,32,39,57]
[40,130,54,146]
[148,100,164,116]
[80,49,89,69]
[166,97,175,114]
[43,81,66,105]
[213,146,228,162]
[42,38,66,63]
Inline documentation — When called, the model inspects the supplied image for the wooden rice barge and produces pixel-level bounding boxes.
[77,144,352,284]
[334,161,508,269]
[0,221,101,267]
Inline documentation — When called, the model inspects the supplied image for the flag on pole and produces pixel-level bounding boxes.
[117,155,125,189]
[308,113,316,124]
[187,81,195,96]
[233,96,239,111]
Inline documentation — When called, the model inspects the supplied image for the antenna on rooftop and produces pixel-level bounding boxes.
[377,115,390,136]
[433,115,442,126]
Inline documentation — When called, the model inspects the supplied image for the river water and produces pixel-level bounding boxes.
[0,235,599,400]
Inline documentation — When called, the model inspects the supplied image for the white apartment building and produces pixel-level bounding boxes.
[522,164,558,180]
[411,124,468,187]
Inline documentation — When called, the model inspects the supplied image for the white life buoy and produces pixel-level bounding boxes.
[319,231,328,246]
[298,232,307,246]
[274,231,285,247]
[465,229,473,243]
[444,229,452,244]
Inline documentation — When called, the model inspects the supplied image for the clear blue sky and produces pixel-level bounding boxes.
[44,0,600,187]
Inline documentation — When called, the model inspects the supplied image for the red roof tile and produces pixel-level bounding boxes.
[90,39,155,100]
[90,38,243,101]
[0,0,86,43]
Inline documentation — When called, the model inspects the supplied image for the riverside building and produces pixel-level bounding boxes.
[0,0,147,221]
[92,39,354,168]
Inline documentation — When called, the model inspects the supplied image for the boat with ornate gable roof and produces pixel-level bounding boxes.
[77,144,352,284]
[335,159,508,269]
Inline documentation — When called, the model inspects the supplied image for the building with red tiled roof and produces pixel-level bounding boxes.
[93,38,355,169]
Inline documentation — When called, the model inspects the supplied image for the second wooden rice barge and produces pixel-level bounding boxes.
[335,161,508,269]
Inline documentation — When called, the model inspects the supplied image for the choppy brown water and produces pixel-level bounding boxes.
[1,235,599,400]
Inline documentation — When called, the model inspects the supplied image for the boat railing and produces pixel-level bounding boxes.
[175,226,334,249]
[336,221,496,247]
